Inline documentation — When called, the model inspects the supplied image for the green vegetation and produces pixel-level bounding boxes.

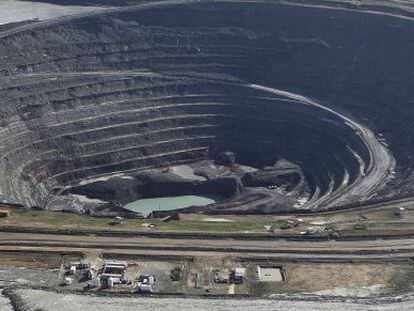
[160,220,268,232]
[1,207,414,236]
[391,262,414,293]
[339,221,414,237]
[0,208,275,233]
[0,251,78,268]
[1,209,122,229]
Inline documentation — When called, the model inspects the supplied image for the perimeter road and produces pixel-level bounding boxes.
[1,231,414,260]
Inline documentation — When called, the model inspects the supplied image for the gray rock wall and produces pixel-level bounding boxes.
[0,0,412,212]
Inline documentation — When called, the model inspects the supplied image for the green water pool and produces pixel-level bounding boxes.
[123,195,217,215]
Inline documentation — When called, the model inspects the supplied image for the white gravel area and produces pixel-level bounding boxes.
[312,284,385,298]
[0,290,13,311]
[0,0,105,25]
[201,217,235,222]
[15,289,414,311]
[170,164,206,181]
[72,194,105,204]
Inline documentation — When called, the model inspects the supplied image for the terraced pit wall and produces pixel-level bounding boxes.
[0,0,412,212]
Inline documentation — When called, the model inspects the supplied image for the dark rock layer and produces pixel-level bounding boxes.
[0,0,412,213]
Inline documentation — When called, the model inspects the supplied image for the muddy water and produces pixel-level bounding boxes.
[14,289,414,311]
[123,195,217,215]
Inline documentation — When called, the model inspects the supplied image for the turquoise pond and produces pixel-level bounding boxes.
[123,195,217,215]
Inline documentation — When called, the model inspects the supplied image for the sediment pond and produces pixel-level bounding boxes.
[123,195,217,215]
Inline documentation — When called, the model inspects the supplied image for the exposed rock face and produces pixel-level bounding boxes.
[242,160,305,191]
[0,0,412,214]
[215,151,236,167]
[68,170,242,206]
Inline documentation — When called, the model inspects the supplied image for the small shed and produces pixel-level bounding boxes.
[214,269,230,283]
[69,266,77,275]
[235,268,246,278]
[231,267,247,284]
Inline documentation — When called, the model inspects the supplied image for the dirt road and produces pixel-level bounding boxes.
[1,231,414,259]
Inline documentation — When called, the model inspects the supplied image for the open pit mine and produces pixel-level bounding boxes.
[0,1,414,310]
[0,0,411,217]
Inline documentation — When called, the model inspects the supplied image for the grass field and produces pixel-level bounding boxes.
[0,209,276,233]
[1,206,414,236]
